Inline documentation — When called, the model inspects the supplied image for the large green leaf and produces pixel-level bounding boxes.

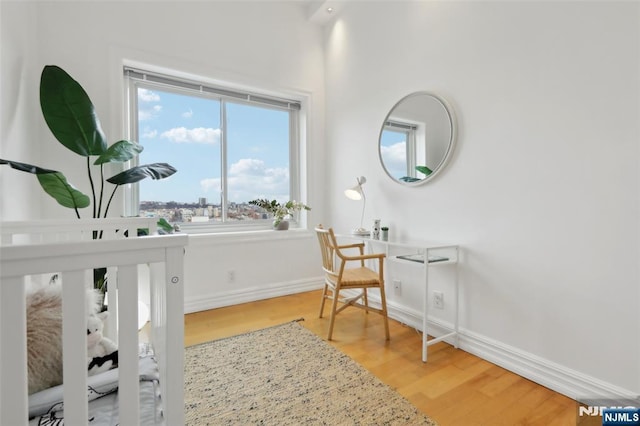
[94,140,144,165]
[399,176,421,182]
[40,65,108,157]
[1,158,90,209]
[37,172,91,209]
[416,165,433,176]
[0,158,57,174]
[107,163,177,185]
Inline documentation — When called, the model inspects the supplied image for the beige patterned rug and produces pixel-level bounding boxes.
[184,320,437,425]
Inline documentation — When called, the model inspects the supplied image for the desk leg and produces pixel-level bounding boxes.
[454,246,460,349]
[422,249,429,362]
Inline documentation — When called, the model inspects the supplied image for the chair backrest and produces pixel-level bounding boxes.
[315,225,338,279]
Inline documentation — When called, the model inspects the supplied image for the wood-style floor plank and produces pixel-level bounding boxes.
[184,290,577,425]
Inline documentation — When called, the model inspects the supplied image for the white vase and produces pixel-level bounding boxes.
[274,220,290,230]
[372,219,381,239]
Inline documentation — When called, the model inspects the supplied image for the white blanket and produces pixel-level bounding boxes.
[28,356,162,426]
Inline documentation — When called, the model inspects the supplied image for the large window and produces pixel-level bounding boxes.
[124,67,303,230]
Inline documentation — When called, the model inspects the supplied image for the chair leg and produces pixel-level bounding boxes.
[318,284,329,318]
[327,288,340,340]
[363,288,369,314]
[379,285,390,341]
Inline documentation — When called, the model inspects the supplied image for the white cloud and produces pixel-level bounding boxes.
[139,105,162,122]
[138,88,160,102]
[380,141,407,177]
[142,128,158,139]
[199,158,289,203]
[229,159,269,176]
[137,88,162,121]
[139,110,153,121]
[161,127,221,144]
[182,109,193,119]
[200,177,220,194]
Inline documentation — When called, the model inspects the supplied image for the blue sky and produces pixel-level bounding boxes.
[136,87,290,204]
[379,129,407,179]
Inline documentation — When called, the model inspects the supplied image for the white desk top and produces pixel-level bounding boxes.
[335,233,458,250]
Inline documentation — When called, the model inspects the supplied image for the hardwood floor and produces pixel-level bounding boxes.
[184,290,577,425]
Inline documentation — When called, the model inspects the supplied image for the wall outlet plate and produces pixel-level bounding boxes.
[434,291,444,309]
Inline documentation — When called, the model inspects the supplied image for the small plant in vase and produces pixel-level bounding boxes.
[248,199,311,230]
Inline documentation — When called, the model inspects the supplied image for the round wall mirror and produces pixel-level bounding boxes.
[378,92,456,185]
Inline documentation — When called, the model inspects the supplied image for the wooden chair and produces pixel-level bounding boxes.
[315,225,390,341]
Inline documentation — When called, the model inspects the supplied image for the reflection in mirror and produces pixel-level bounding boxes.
[379,92,456,185]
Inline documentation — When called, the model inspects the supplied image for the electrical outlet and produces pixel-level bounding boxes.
[434,291,444,309]
[393,280,402,294]
[227,270,236,283]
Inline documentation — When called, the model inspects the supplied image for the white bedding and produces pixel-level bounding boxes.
[28,356,163,426]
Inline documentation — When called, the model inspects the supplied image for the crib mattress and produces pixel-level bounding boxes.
[28,356,163,426]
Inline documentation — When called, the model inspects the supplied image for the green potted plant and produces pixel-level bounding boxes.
[0,65,176,302]
[248,199,311,230]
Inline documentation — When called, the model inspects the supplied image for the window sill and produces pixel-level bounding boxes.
[186,227,314,246]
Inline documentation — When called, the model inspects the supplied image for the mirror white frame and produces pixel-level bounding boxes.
[378,91,457,186]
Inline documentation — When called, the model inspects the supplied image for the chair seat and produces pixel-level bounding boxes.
[339,267,381,287]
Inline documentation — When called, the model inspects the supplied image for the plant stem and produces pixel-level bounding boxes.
[103,185,120,219]
[97,164,105,218]
[87,157,97,218]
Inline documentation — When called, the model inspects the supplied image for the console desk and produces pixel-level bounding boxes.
[337,234,460,362]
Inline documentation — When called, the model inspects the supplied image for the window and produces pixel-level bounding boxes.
[380,120,421,180]
[124,67,304,230]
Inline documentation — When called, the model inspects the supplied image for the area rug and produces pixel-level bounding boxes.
[184,320,437,425]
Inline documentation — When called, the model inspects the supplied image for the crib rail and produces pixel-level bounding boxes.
[1,217,159,244]
[0,228,187,425]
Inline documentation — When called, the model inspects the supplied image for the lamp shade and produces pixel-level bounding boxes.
[344,176,369,235]
[344,176,366,200]
[344,186,362,200]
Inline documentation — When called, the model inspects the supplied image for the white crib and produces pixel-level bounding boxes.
[0,218,188,425]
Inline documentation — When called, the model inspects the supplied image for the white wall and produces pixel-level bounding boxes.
[0,2,41,220]
[0,1,326,307]
[3,0,638,401]
[324,1,639,397]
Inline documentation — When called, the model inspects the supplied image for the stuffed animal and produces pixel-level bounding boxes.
[86,311,119,376]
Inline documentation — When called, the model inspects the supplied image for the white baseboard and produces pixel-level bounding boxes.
[456,328,637,401]
[351,290,638,401]
[183,277,323,314]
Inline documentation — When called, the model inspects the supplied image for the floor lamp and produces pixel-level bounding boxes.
[344,176,370,236]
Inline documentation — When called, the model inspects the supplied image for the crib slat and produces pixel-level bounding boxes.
[117,264,140,424]
[0,276,28,426]
[62,270,89,425]
[105,265,119,342]
[163,245,185,426]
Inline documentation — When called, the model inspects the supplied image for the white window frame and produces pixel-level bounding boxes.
[384,120,419,178]
[122,65,307,233]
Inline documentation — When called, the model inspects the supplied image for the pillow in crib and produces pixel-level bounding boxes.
[26,282,101,394]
